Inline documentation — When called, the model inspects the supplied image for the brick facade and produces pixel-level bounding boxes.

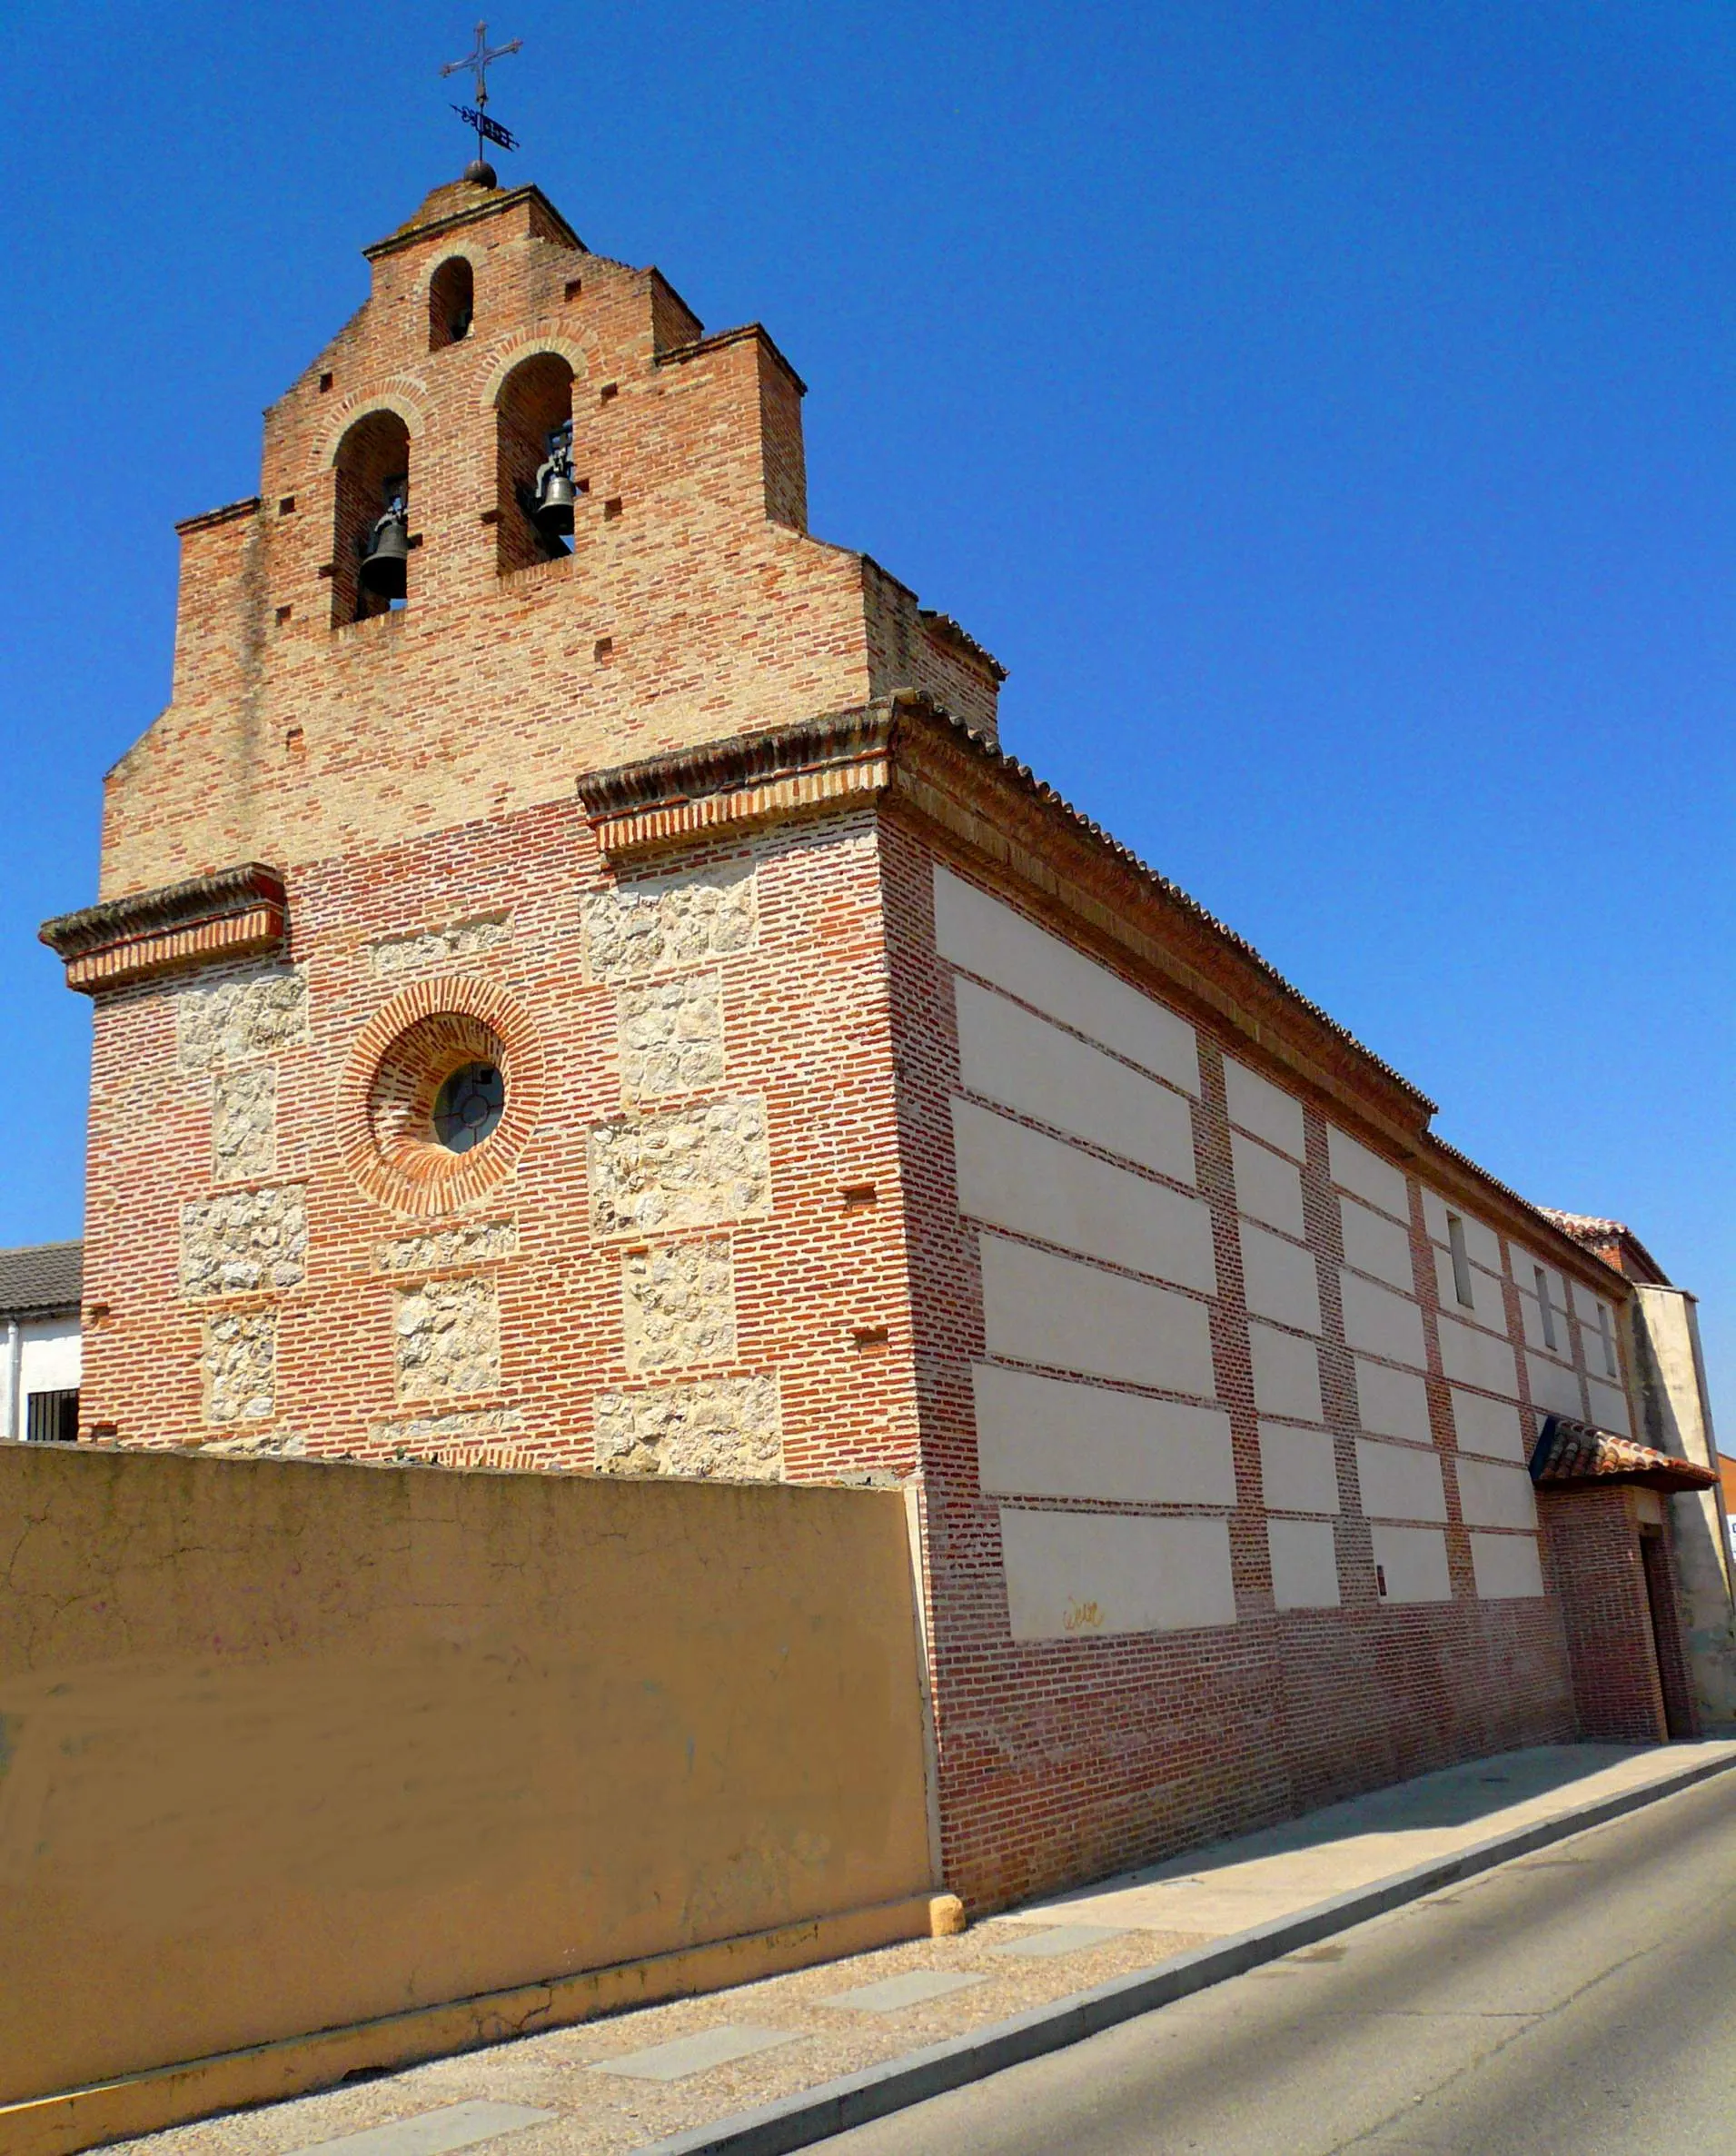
[47,173,1701,1914]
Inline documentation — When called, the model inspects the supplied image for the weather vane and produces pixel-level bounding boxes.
[441,21,522,181]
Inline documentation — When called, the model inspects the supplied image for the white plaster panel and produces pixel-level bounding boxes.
[1527,1351,1584,1419]
[1579,1318,1619,1382]
[1240,1222,1322,1335]
[1450,1388,1525,1462]
[1470,1532,1544,1600]
[980,1235,1217,1397]
[953,1099,1216,1294]
[17,1318,81,1395]
[1260,1424,1340,1515]
[1248,1324,1324,1423]
[1372,1524,1453,1604]
[1456,1458,1538,1531]
[1231,1132,1304,1237]
[1327,1127,1409,1222]
[1269,1517,1341,1610]
[1518,1288,1572,1360]
[935,866,1200,1095]
[1000,1508,1236,1639]
[1354,1358,1433,1444]
[1340,1197,1416,1293]
[1433,1247,1506,1332]
[955,979,1195,1184]
[1572,1277,1608,1326]
[1339,1271,1427,1369]
[1223,1058,1305,1160]
[1356,1438,1447,1524]
[1420,1190,1502,1271]
[1438,1315,1520,1398]
[1586,1376,1632,1436]
[973,1365,1235,1505]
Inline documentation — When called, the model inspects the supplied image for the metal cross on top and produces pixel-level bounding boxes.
[442,20,521,108]
[442,21,522,171]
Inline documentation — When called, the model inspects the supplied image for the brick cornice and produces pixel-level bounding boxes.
[41,863,287,995]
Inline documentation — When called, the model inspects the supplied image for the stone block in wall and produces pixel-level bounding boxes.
[176,966,309,1071]
[394,1276,501,1400]
[617,973,726,1098]
[370,1406,524,1456]
[593,1375,782,1480]
[180,1187,308,1299]
[375,1219,519,1275]
[211,1066,277,1183]
[590,1098,771,1237]
[370,915,511,979]
[623,1238,736,1372]
[201,1309,277,1425]
[582,861,758,984]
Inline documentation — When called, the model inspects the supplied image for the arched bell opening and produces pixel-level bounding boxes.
[332,410,412,624]
[495,353,578,574]
[429,257,474,350]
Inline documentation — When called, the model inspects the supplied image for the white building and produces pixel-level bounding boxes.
[1,1242,83,1443]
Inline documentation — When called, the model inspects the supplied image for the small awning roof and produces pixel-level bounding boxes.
[1530,1415,1718,1495]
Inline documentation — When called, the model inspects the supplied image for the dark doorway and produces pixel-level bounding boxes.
[1639,1528,1695,1738]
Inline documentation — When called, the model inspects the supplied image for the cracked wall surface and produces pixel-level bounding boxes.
[176,967,309,1071]
[590,1098,771,1237]
[180,1187,308,1300]
[394,1277,501,1400]
[593,1374,782,1480]
[622,1239,737,1373]
[582,861,758,984]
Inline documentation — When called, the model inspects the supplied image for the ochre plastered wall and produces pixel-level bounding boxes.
[0,1444,936,2108]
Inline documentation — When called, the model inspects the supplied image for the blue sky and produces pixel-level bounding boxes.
[2,3,1731,1421]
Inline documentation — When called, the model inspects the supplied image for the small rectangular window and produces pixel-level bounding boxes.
[1534,1267,1558,1352]
[1447,1215,1474,1308]
[25,1389,78,1444]
[1596,1304,1618,1379]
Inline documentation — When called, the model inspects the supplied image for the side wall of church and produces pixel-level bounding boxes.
[878,808,1627,1909]
[78,800,924,1485]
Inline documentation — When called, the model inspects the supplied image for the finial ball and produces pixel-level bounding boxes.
[463,159,499,188]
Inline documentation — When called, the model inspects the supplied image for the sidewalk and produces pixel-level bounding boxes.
[107,1740,1736,2156]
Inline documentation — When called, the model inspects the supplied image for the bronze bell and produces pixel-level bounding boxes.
[532,458,576,539]
[359,502,410,600]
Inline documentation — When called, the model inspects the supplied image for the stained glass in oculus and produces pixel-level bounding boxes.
[433,1061,504,1153]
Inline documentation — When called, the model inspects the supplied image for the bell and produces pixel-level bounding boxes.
[359,506,409,600]
[533,462,577,538]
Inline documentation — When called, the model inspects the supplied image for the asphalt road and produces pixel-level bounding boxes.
[829,1767,1736,2156]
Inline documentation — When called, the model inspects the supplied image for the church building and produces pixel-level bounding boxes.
[42,168,1718,1908]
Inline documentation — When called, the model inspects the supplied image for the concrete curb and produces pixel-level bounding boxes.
[644,1746,1736,2156]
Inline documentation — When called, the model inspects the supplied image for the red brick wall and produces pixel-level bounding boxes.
[878,810,1582,1909]
[100,180,999,904]
[79,801,928,1485]
[1536,1485,1668,1742]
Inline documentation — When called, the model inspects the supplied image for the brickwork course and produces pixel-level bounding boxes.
[43,171,1708,1913]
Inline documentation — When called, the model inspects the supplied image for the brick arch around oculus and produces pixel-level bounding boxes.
[337,975,547,1218]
